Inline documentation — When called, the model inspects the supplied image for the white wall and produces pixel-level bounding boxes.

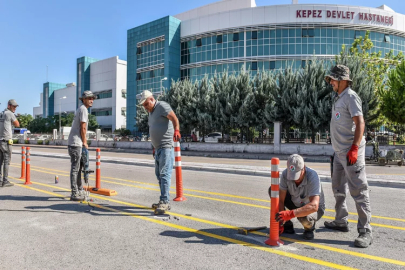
[33,92,43,117]
[179,3,403,37]
[116,59,127,129]
[54,85,76,115]
[90,56,127,131]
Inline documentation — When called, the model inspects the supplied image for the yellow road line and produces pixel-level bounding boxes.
[8,177,355,270]
[9,176,405,267]
[13,164,405,227]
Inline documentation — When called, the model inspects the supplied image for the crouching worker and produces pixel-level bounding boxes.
[270,154,325,240]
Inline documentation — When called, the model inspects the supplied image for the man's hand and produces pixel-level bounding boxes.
[347,144,359,166]
[279,223,284,235]
[83,142,88,149]
[152,148,155,159]
[173,130,181,142]
[275,210,295,223]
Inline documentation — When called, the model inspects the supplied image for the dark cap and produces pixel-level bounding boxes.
[325,65,352,83]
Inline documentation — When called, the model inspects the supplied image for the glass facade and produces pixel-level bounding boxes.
[137,41,165,69]
[180,28,404,82]
[42,82,66,117]
[91,110,112,116]
[127,16,181,131]
[95,91,113,99]
[76,56,99,108]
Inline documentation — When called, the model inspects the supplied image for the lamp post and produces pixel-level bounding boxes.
[59,96,66,139]
[160,77,168,95]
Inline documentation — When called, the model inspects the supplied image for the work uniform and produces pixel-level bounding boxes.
[330,87,371,230]
[280,166,325,230]
[0,109,17,184]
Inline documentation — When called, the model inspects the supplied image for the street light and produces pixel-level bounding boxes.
[160,77,168,95]
[59,96,66,139]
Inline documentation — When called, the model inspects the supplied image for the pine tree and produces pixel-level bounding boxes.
[380,60,405,124]
[264,66,300,142]
[293,59,332,143]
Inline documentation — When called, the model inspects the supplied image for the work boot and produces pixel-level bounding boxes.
[283,220,295,234]
[2,181,14,187]
[303,230,314,240]
[70,193,85,202]
[354,228,373,248]
[154,202,171,215]
[152,201,164,210]
[324,220,349,232]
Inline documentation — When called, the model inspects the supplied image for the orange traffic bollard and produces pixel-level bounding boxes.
[265,157,284,246]
[173,141,186,201]
[84,148,117,196]
[24,147,31,185]
[20,146,26,179]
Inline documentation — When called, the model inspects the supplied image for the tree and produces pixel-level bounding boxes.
[114,128,132,136]
[88,114,99,131]
[380,60,405,124]
[135,106,149,133]
[265,66,300,142]
[293,59,332,143]
[16,114,33,128]
[340,30,404,126]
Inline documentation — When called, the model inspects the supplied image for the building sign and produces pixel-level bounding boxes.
[296,10,394,25]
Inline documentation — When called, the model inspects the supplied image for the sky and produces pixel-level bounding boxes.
[1,0,405,115]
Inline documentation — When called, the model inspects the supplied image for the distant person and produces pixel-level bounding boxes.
[324,65,372,248]
[139,90,181,215]
[67,91,96,201]
[366,132,373,143]
[191,132,197,142]
[271,154,325,240]
[0,100,20,187]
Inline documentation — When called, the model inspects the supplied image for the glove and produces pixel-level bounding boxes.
[152,148,155,159]
[275,210,295,223]
[279,223,284,235]
[173,130,181,142]
[347,144,359,166]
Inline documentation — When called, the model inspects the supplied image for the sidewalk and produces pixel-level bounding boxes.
[13,144,405,189]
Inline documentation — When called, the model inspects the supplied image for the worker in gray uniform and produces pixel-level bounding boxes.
[324,65,372,248]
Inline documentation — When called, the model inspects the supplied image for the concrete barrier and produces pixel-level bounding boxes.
[18,138,405,157]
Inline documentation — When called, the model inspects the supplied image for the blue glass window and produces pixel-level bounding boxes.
[196,39,202,47]
[217,35,223,43]
[252,31,258,39]
[233,33,239,41]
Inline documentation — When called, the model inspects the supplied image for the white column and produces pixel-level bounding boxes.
[274,122,282,154]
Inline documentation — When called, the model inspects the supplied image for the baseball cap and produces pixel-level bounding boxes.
[79,90,97,100]
[286,154,305,180]
[139,90,153,105]
[8,99,18,107]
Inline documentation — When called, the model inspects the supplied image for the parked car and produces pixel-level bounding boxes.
[201,132,222,143]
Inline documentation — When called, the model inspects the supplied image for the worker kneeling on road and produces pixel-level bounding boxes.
[270,154,325,240]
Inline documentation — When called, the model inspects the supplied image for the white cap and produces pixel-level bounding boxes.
[286,154,305,180]
[139,90,153,105]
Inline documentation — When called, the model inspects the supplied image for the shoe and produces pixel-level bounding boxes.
[283,220,295,234]
[324,220,349,232]
[70,193,85,202]
[354,228,373,248]
[152,201,164,210]
[303,230,314,240]
[154,202,171,215]
[2,181,14,187]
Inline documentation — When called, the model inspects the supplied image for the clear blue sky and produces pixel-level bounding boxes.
[1,0,404,115]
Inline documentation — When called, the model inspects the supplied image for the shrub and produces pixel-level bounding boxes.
[37,140,43,145]
[24,140,30,144]
[45,140,50,145]
[396,135,405,144]
[87,140,92,146]
[13,139,19,144]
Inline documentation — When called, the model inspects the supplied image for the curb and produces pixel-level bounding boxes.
[19,151,405,189]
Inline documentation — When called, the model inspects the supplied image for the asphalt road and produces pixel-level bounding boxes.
[1,153,405,270]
